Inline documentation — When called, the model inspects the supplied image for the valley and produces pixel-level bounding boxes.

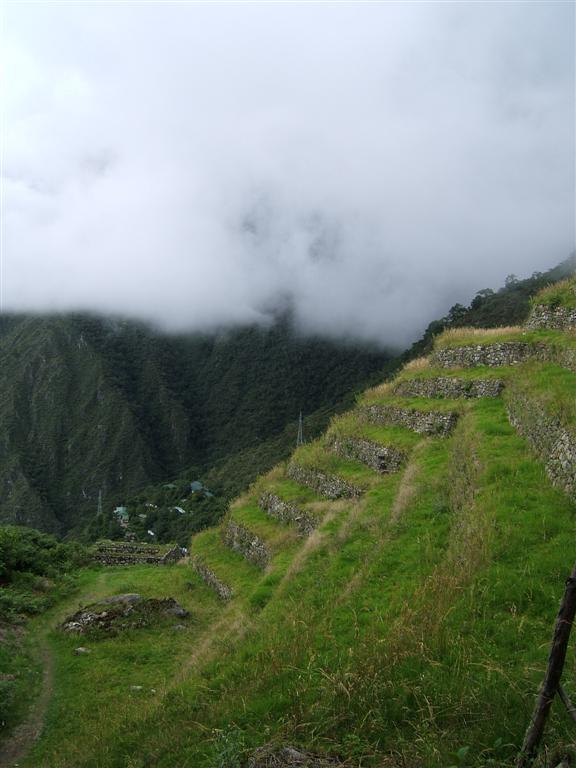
[1,274,575,767]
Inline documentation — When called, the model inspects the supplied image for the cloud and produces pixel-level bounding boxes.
[1,1,574,346]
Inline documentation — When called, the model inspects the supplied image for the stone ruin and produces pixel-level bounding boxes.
[506,391,576,502]
[328,436,406,473]
[394,376,504,399]
[259,492,318,536]
[92,541,184,566]
[192,556,233,601]
[360,404,458,436]
[287,463,363,499]
[525,303,576,331]
[223,519,271,569]
[431,341,576,372]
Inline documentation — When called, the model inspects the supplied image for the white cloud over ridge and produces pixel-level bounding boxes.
[2,1,574,346]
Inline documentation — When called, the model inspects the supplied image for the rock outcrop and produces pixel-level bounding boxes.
[61,596,189,635]
[249,745,344,767]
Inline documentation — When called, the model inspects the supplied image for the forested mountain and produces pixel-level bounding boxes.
[0,313,390,534]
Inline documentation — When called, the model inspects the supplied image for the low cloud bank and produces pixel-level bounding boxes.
[2,2,574,346]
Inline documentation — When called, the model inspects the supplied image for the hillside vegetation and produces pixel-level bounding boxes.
[1,255,573,542]
[5,277,575,768]
[0,313,391,535]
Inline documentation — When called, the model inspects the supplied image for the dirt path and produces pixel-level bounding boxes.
[0,644,54,768]
[0,572,110,767]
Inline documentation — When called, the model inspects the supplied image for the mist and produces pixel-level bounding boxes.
[2,2,574,347]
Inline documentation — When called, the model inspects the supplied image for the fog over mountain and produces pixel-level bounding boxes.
[2,2,574,346]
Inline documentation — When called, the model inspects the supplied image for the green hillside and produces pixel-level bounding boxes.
[1,255,573,541]
[0,314,391,535]
[4,278,575,767]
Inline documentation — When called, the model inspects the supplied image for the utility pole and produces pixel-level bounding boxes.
[296,411,304,447]
[97,488,103,516]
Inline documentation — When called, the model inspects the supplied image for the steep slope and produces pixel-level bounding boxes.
[84,256,576,544]
[15,277,576,768]
[0,314,390,534]
[2,255,573,537]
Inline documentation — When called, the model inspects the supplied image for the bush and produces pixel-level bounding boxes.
[0,526,89,585]
[0,526,90,622]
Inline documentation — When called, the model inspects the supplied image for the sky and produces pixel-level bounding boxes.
[1,1,575,347]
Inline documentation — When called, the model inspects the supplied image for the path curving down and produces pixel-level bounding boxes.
[0,644,54,767]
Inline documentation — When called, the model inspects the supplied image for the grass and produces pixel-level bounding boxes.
[253,470,323,506]
[290,440,378,487]
[326,411,422,452]
[0,623,43,737]
[16,563,221,768]
[228,496,301,551]
[191,528,261,594]
[11,323,576,768]
[506,363,576,427]
[392,364,515,383]
[359,392,465,415]
[533,276,576,309]
[434,327,576,349]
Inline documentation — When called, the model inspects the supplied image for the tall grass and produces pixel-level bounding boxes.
[532,277,576,309]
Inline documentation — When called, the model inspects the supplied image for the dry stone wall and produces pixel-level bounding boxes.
[432,342,534,369]
[92,542,164,566]
[432,342,576,372]
[259,492,317,535]
[525,304,576,331]
[287,463,363,499]
[328,437,405,473]
[360,405,458,436]
[394,376,504,399]
[223,519,271,569]
[162,545,184,564]
[506,392,576,501]
[192,557,233,600]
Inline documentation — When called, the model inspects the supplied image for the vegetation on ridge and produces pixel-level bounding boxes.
[532,275,576,309]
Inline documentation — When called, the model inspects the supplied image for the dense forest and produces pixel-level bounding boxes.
[0,311,391,536]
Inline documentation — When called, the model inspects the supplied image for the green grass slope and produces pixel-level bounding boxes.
[8,282,575,768]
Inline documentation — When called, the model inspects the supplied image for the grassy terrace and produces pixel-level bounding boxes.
[358,390,466,413]
[9,316,576,768]
[392,363,515,382]
[21,563,221,768]
[228,496,302,550]
[252,468,324,506]
[191,527,261,593]
[290,440,380,487]
[433,326,575,349]
[507,362,576,427]
[326,411,422,451]
[532,276,576,308]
